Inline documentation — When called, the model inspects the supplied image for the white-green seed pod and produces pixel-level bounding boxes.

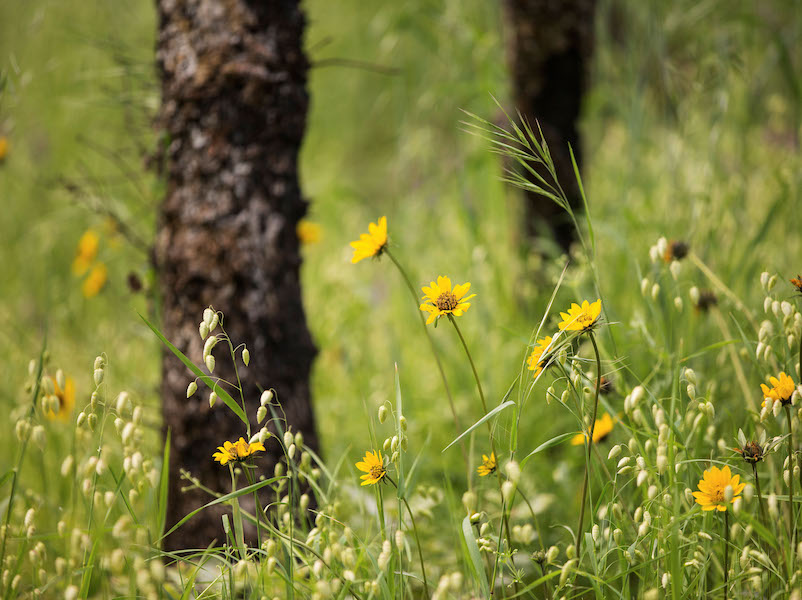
[560,559,577,586]
[242,348,250,366]
[546,545,559,563]
[768,494,779,518]
[256,406,267,423]
[724,485,734,503]
[93,369,104,386]
[287,443,296,460]
[760,271,770,288]
[462,491,477,513]
[299,494,309,512]
[651,283,661,300]
[55,369,66,391]
[203,308,214,325]
[187,381,198,398]
[31,425,46,449]
[643,589,659,600]
[501,481,515,502]
[560,390,570,404]
[266,557,277,575]
[399,415,407,431]
[608,445,621,460]
[260,390,273,406]
[613,528,623,544]
[116,392,130,415]
[203,336,218,359]
[209,391,217,408]
[93,355,105,371]
[647,485,658,500]
[283,430,293,447]
[689,287,700,305]
[673,296,683,312]
[768,275,778,291]
[591,524,600,542]
[208,312,219,332]
[378,405,387,424]
[649,246,660,263]
[382,437,391,452]
[391,435,399,452]
[199,321,209,340]
[505,461,521,484]
[782,301,793,316]
[566,544,576,559]
[670,260,682,280]
[395,529,405,548]
[774,399,783,417]
[205,355,215,373]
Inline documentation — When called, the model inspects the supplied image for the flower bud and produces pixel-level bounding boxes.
[399,415,408,431]
[546,545,559,563]
[199,321,209,340]
[93,369,104,386]
[242,348,250,366]
[608,445,621,460]
[256,406,267,423]
[378,405,387,424]
[209,392,217,408]
[187,381,198,398]
[260,390,273,406]
[205,355,215,373]
[566,544,576,559]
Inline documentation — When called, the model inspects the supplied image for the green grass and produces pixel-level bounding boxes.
[2,0,802,597]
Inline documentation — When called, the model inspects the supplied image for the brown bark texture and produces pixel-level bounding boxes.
[154,0,318,551]
[502,0,596,251]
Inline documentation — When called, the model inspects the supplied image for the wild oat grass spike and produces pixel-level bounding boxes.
[526,336,553,378]
[477,452,496,477]
[212,437,266,465]
[350,216,388,263]
[558,299,601,332]
[693,465,745,511]
[571,413,615,446]
[355,450,386,486]
[760,372,795,407]
[419,276,476,325]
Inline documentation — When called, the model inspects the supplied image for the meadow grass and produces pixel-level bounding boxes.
[1,0,802,598]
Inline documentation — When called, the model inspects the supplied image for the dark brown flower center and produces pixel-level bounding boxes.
[435,291,458,312]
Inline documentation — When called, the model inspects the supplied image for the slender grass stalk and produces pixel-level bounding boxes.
[723,510,729,600]
[784,403,795,550]
[752,462,767,527]
[386,249,469,459]
[575,331,602,557]
[383,474,429,593]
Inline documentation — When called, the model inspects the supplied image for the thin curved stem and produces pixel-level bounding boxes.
[575,331,602,558]
[785,403,795,551]
[752,462,767,528]
[724,511,729,600]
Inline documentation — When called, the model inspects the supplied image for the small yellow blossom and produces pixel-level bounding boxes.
[477,452,496,477]
[71,230,100,276]
[355,450,386,486]
[46,376,75,422]
[0,136,8,161]
[419,276,476,325]
[350,216,388,263]
[558,299,602,332]
[692,465,745,512]
[212,437,266,465]
[297,219,322,245]
[761,372,795,408]
[571,413,615,446]
[82,263,108,298]
[527,336,553,377]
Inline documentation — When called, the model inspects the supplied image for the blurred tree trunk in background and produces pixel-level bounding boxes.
[154,0,318,550]
[501,0,596,252]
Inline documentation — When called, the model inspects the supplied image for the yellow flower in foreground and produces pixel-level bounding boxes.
[419,276,476,325]
[558,299,602,332]
[350,216,388,263]
[46,376,75,422]
[297,219,322,245]
[212,437,266,466]
[71,230,100,276]
[355,450,386,486]
[692,465,745,512]
[527,336,553,377]
[571,413,615,446]
[82,263,108,298]
[477,452,497,477]
[761,371,795,408]
[0,136,8,161]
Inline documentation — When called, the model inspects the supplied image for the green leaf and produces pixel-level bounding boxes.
[442,400,515,453]
[140,313,248,425]
[461,516,490,598]
[157,430,171,544]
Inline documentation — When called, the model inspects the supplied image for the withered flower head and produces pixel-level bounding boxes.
[734,441,764,464]
[695,290,718,312]
[598,375,615,396]
[791,275,802,295]
[664,240,690,262]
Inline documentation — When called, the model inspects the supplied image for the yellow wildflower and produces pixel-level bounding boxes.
[212,437,266,465]
[526,336,553,378]
[350,216,388,263]
[82,263,108,298]
[71,230,100,276]
[558,299,602,332]
[355,450,386,486]
[761,372,795,408]
[0,136,8,161]
[419,276,476,325]
[297,219,322,245]
[477,452,496,477]
[46,376,75,422]
[692,465,745,512]
[571,413,615,446]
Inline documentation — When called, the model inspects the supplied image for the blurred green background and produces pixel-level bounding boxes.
[1,0,801,539]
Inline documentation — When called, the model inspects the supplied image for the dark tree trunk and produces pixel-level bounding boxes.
[154,0,318,551]
[501,0,596,252]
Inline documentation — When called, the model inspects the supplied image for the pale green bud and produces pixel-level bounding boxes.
[260,390,273,406]
[187,381,198,398]
[399,415,407,431]
[199,321,209,340]
[242,348,250,366]
[204,355,215,373]
[378,405,387,423]
[209,392,217,408]
[257,406,267,423]
[93,369,104,386]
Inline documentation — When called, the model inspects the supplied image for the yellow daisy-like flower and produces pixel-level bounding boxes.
[760,372,795,408]
[419,276,476,325]
[571,413,615,446]
[212,437,266,466]
[477,452,497,477]
[692,465,745,512]
[0,136,8,161]
[82,263,108,298]
[558,299,602,332]
[355,450,386,486]
[71,230,100,276]
[526,336,553,377]
[350,216,388,264]
[46,376,75,422]
[297,219,322,245]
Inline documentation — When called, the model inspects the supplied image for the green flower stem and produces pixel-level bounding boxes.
[385,250,467,462]
[752,462,767,529]
[785,403,796,550]
[724,510,730,600]
[243,466,263,549]
[575,331,602,558]
[385,475,429,593]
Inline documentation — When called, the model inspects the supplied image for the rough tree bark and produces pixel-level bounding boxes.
[501,0,596,252]
[154,0,318,550]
